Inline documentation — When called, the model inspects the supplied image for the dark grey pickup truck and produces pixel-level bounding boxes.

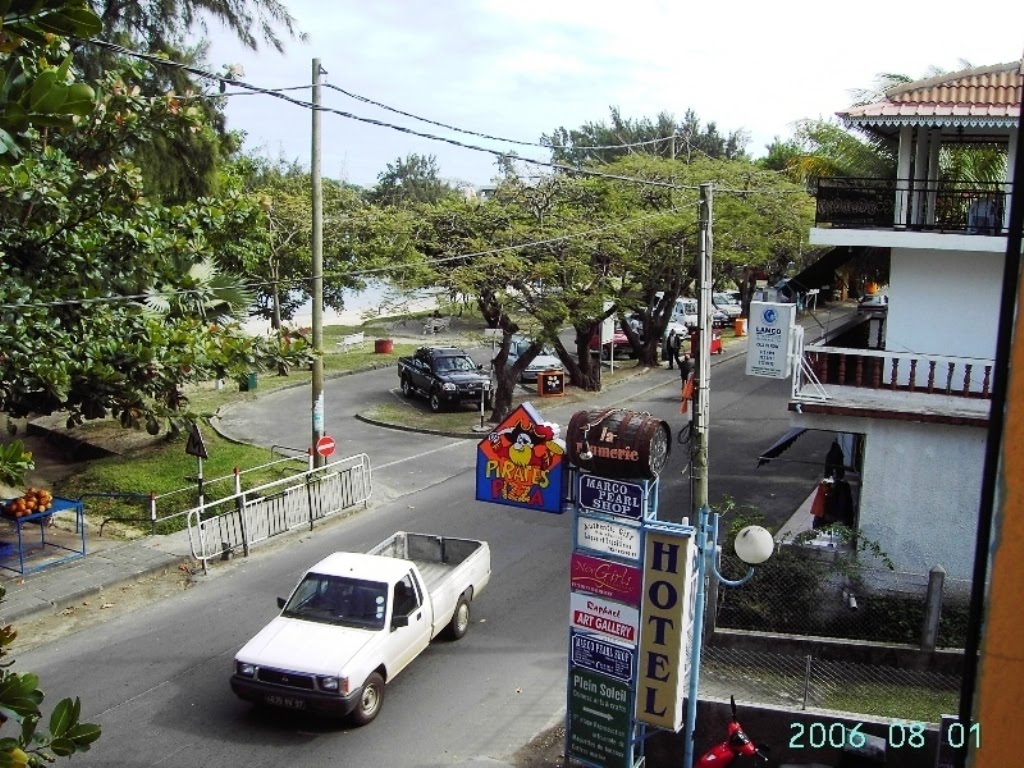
[397,346,493,412]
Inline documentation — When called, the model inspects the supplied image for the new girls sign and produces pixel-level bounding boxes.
[570,553,642,606]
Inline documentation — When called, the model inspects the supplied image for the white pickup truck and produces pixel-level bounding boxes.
[230,532,491,724]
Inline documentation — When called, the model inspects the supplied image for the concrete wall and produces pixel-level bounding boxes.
[887,247,1002,358]
[859,419,985,583]
[791,412,985,584]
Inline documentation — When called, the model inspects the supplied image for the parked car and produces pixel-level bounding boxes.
[713,292,742,319]
[397,346,493,412]
[589,327,635,359]
[858,294,888,313]
[506,335,564,383]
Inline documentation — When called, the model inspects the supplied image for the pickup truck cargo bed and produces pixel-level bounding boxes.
[368,532,482,592]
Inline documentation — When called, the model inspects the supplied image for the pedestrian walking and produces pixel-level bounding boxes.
[670,330,683,368]
[679,353,694,412]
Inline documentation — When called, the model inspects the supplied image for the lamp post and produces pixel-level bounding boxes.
[683,506,774,767]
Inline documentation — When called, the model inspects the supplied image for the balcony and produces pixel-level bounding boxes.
[791,342,994,426]
[814,178,1009,235]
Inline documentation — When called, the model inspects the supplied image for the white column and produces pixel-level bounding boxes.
[895,126,913,228]
[927,130,942,226]
[1006,127,1018,232]
[912,127,930,226]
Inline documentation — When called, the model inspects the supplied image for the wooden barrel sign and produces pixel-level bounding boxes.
[566,409,671,479]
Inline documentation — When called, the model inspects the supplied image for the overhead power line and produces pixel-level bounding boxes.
[80,38,700,192]
[323,82,679,152]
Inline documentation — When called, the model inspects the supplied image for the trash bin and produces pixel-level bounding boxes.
[690,330,723,356]
[734,318,747,336]
[240,372,258,391]
[374,338,394,354]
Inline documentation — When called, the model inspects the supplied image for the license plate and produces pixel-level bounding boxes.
[265,694,306,710]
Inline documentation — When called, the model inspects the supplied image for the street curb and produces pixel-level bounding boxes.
[1,545,190,625]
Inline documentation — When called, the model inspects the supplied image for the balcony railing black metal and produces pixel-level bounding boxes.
[815,178,1010,234]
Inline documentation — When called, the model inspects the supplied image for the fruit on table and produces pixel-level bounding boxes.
[3,488,53,518]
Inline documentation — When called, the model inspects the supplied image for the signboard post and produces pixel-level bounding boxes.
[563,410,701,768]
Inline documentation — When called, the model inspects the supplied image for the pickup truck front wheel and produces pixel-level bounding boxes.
[428,391,444,413]
[446,596,471,640]
[350,672,385,726]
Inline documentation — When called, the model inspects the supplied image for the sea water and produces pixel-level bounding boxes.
[241,280,441,335]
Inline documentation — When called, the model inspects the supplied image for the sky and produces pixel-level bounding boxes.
[201,1,1024,190]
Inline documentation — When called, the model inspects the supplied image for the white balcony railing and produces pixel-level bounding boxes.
[792,343,995,408]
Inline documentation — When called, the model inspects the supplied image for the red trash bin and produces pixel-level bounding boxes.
[690,330,723,356]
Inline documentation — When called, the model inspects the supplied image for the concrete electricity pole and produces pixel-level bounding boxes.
[692,182,714,509]
[311,58,326,467]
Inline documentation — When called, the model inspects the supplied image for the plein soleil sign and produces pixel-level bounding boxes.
[635,529,695,731]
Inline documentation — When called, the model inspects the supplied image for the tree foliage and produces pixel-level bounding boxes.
[367,148,811,422]
[86,0,303,57]
[0,588,101,766]
[235,155,387,327]
[368,153,458,207]
[0,55,312,430]
[0,0,102,164]
[543,107,748,166]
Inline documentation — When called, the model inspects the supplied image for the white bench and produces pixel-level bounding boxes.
[337,331,365,352]
[422,317,451,335]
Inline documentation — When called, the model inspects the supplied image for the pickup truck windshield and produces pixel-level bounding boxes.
[282,574,387,630]
[434,356,478,372]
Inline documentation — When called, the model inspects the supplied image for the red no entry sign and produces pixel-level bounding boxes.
[315,435,336,457]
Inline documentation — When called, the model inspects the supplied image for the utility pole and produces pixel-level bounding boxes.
[692,183,713,509]
[311,58,326,468]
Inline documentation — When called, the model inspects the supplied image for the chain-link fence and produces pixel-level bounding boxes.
[702,542,969,725]
[715,546,970,648]
[699,646,961,724]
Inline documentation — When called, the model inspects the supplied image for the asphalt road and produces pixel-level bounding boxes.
[19,342,838,767]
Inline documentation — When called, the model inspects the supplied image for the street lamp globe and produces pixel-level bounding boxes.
[733,525,774,565]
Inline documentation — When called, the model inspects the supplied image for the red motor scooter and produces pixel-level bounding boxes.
[696,697,769,767]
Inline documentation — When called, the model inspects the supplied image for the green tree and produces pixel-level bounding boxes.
[0,1,102,164]
[0,59,310,431]
[543,107,749,166]
[368,153,457,207]
[0,585,101,765]
[235,156,381,328]
[85,0,303,59]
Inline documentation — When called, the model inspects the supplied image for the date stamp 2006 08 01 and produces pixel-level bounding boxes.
[788,719,981,753]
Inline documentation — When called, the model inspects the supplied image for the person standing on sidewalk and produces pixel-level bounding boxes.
[663,330,678,369]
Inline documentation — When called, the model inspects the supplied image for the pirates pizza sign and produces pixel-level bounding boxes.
[475,403,566,514]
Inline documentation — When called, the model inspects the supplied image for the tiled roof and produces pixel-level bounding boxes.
[840,60,1022,123]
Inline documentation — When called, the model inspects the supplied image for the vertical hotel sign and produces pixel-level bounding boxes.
[745,301,796,379]
[635,529,695,731]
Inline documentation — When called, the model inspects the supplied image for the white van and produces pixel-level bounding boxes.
[653,292,698,337]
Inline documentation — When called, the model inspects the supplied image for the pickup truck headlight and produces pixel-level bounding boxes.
[236,661,256,678]
[442,382,457,391]
[318,676,340,692]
